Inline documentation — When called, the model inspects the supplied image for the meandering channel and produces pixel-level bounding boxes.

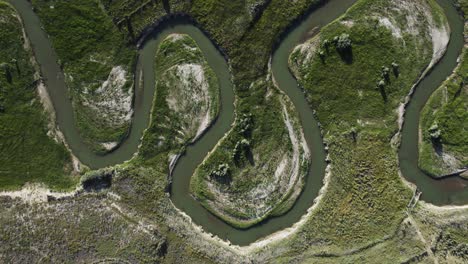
[398,0,468,205]
[9,0,467,246]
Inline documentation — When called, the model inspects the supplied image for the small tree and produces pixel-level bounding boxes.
[210,163,231,184]
[321,39,330,52]
[381,66,390,81]
[377,79,385,90]
[232,139,251,161]
[428,122,441,140]
[335,33,352,52]
[318,49,325,61]
[238,113,253,136]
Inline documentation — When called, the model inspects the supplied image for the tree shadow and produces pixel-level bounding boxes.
[338,48,353,64]
[245,148,255,166]
[213,174,232,185]
[432,139,443,156]
[393,67,399,78]
[379,86,388,103]
[82,173,112,192]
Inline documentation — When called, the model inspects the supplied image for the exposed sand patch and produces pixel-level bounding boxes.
[428,23,450,67]
[341,20,354,27]
[164,63,214,141]
[378,17,402,38]
[101,141,119,151]
[82,66,133,126]
[291,36,320,67]
[0,183,80,204]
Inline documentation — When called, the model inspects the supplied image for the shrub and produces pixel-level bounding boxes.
[377,79,385,89]
[210,163,231,183]
[237,113,253,136]
[335,33,352,52]
[381,66,390,81]
[321,39,330,52]
[428,122,442,140]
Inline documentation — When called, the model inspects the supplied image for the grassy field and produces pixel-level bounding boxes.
[412,202,468,263]
[276,218,429,263]
[0,1,75,190]
[284,0,444,253]
[0,195,168,263]
[31,0,137,154]
[419,46,467,177]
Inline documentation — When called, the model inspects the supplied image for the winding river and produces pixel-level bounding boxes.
[9,0,467,246]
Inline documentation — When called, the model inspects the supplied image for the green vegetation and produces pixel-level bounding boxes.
[0,1,75,190]
[140,34,219,159]
[419,49,467,177]
[277,218,429,263]
[2,0,467,262]
[458,0,468,14]
[0,195,167,263]
[102,0,168,41]
[31,0,136,154]
[286,0,444,252]
[189,84,310,228]
[413,203,468,263]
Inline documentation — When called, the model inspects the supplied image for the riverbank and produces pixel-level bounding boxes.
[418,40,467,179]
[0,1,76,191]
[30,0,137,155]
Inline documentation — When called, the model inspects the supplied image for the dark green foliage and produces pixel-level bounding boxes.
[231,139,250,161]
[321,38,330,51]
[81,168,114,191]
[428,122,442,140]
[210,163,230,183]
[381,66,390,81]
[335,33,352,52]
[237,113,254,136]
[391,62,399,77]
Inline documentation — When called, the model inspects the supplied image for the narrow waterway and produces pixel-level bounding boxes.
[9,0,466,246]
[398,0,468,205]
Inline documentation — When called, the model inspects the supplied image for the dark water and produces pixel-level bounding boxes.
[9,0,466,246]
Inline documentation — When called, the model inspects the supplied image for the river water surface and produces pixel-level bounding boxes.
[9,0,466,246]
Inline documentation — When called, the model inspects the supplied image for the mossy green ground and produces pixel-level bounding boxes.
[31,0,136,154]
[419,49,467,177]
[0,1,75,190]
